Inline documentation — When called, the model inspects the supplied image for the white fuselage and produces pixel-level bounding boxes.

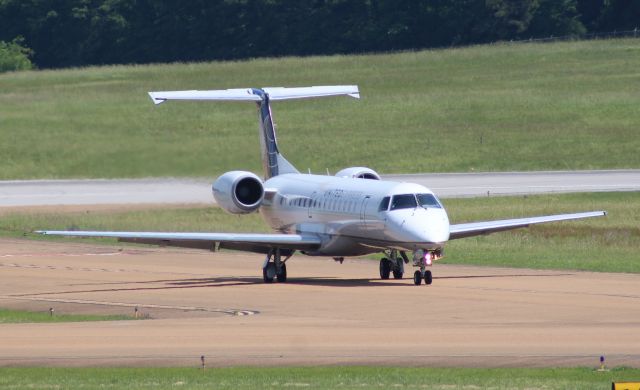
[260,174,450,256]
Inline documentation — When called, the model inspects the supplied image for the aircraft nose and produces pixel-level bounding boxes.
[428,220,450,243]
[406,209,450,243]
[387,208,450,244]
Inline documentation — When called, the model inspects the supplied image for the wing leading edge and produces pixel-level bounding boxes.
[448,211,606,240]
[35,231,322,253]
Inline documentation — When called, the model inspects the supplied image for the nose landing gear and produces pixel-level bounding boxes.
[413,270,433,285]
[412,250,440,286]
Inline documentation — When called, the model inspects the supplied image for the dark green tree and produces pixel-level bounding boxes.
[528,0,586,38]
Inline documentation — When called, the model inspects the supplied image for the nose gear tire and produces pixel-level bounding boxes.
[413,270,422,285]
[424,270,433,285]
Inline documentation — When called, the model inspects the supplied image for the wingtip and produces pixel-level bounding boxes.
[148,92,165,105]
[350,85,360,97]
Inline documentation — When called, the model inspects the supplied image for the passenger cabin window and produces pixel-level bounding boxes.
[379,196,390,211]
[390,194,417,210]
[417,193,442,209]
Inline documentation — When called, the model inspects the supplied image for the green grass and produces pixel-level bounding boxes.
[2,192,637,273]
[1,39,639,179]
[0,308,134,323]
[0,367,639,389]
[1,206,268,237]
[441,192,640,273]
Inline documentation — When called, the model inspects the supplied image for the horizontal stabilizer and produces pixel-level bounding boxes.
[263,86,360,101]
[148,85,359,105]
[149,89,261,104]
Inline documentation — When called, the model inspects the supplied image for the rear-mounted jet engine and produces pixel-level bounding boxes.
[212,171,264,214]
[335,167,381,180]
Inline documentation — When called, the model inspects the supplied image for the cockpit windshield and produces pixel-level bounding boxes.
[417,193,442,209]
[388,193,442,211]
[390,194,417,210]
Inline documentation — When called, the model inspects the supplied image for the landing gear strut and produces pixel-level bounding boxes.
[379,250,407,280]
[263,248,289,283]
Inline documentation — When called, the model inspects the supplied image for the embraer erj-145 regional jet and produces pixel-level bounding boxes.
[39,85,606,285]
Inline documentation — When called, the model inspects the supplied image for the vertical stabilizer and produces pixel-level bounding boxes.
[148,85,359,179]
[252,89,299,179]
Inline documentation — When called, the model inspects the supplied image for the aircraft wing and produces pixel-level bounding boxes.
[35,230,322,253]
[448,211,606,240]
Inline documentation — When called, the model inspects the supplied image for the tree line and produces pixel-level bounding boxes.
[0,0,637,70]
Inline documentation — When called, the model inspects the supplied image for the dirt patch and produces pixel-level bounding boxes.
[0,238,638,367]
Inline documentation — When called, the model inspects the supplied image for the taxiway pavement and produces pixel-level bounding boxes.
[0,238,638,367]
[1,170,638,207]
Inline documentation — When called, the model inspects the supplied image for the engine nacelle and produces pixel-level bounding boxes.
[335,167,381,180]
[212,171,264,214]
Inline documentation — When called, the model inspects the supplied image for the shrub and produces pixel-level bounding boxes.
[0,37,33,73]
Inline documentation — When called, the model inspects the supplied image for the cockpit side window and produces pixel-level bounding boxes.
[416,193,442,209]
[379,196,390,211]
[390,194,417,210]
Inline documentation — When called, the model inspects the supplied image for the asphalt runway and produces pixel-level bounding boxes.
[1,238,638,367]
[1,169,639,207]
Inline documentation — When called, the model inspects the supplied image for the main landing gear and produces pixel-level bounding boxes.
[263,248,290,283]
[379,250,407,280]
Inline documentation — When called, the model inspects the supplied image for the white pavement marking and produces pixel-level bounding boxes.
[0,295,257,316]
[0,170,638,208]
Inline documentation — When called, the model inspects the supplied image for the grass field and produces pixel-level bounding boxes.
[2,192,637,273]
[1,39,639,179]
[1,366,639,389]
[442,192,639,273]
[0,308,134,323]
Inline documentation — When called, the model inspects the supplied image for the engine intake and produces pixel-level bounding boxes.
[335,167,381,180]
[212,171,264,214]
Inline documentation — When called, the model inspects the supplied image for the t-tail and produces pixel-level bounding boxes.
[148,85,360,179]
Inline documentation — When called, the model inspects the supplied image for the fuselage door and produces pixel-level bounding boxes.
[308,191,317,219]
[360,195,371,228]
